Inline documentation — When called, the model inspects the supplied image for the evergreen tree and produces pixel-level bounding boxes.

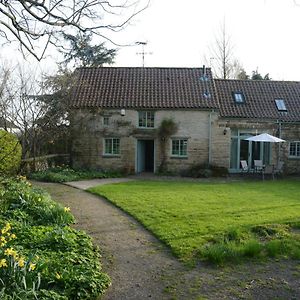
[60,33,117,68]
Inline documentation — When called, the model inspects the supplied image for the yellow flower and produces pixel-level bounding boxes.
[0,236,6,242]
[55,272,61,279]
[29,263,36,271]
[2,223,11,234]
[64,207,71,212]
[0,259,7,268]
[18,257,25,268]
[4,247,18,258]
[10,234,16,240]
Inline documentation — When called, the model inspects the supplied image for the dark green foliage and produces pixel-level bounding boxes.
[158,119,178,173]
[29,167,122,183]
[251,70,271,80]
[180,164,228,178]
[158,119,178,138]
[0,177,110,299]
[0,130,22,175]
[60,32,116,68]
[0,177,74,225]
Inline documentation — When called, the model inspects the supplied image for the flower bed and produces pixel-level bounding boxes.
[0,176,110,299]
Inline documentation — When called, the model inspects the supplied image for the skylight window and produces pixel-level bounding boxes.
[275,99,287,111]
[232,92,245,103]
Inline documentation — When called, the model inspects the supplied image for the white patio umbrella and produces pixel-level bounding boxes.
[245,133,285,143]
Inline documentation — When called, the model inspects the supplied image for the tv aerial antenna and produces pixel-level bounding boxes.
[136,41,153,67]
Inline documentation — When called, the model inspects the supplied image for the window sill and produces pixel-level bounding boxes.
[170,156,188,159]
[288,156,300,160]
[102,154,121,158]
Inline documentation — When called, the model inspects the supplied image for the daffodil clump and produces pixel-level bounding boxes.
[0,177,110,299]
[0,223,39,294]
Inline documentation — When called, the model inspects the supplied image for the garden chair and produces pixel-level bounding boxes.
[254,160,264,173]
[262,165,274,180]
[240,160,249,173]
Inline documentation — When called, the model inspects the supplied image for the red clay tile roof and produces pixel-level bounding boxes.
[71,67,218,109]
[215,79,300,122]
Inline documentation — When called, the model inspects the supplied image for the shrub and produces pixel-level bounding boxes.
[210,165,228,177]
[180,164,228,178]
[29,167,122,183]
[180,164,212,178]
[0,130,22,176]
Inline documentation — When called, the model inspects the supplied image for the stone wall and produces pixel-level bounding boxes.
[70,108,300,174]
[70,108,215,173]
[214,118,300,174]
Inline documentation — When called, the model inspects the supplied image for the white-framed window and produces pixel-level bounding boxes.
[289,141,300,158]
[171,139,188,157]
[138,111,155,128]
[103,116,110,126]
[104,138,120,155]
[275,99,287,111]
[232,92,245,103]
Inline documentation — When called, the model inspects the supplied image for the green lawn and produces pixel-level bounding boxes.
[89,179,300,264]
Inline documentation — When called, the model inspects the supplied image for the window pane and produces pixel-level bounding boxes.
[233,92,244,103]
[172,140,179,155]
[113,138,120,154]
[181,140,187,156]
[138,111,155,128]
[230,138,238,169]
[105,138,120,155]
[138,111,146,127]
[172,139,187,156]
[105,139,112,154]
[103,117,109,126]
[147,112,154,128]
[275,99,287,111]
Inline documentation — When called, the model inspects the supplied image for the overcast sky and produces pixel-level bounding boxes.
[114,0,300,80]
[1,0,300,80]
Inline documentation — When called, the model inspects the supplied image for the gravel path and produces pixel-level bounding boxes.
[33,180,300,300]
[64,178,134,190]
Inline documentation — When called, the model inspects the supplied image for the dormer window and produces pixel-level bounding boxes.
[275,99,287,111]
[232,92,245,103]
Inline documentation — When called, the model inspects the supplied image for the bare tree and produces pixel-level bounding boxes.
[206,21,244,79]
[0,63,11,131]
[0,0,149,60]
[0,63,49,158]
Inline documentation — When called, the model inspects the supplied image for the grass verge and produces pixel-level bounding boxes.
[89,179,300,265]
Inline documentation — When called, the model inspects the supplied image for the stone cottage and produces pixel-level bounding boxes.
[70,67,300,174]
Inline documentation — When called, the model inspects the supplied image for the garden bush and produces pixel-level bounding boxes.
[29,167,122,183]
[0,130,22,176]
[0,176,110,299]
[180,164,228,178]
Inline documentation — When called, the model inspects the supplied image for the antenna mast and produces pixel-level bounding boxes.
[136,41,152,67]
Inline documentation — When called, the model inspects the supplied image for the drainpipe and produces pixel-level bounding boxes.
[276,119,282,165]
[208,110,213,165]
